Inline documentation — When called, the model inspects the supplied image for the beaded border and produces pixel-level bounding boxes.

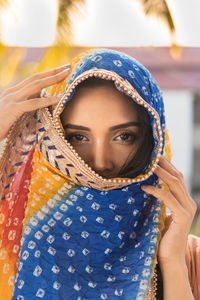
[44,69,163,185]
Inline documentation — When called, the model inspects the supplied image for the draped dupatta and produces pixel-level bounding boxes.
[0,48,171,299]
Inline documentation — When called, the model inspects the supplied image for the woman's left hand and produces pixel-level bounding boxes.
[141,156,197,265]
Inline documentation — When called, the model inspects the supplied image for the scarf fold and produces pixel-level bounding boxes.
[0,48,171,300]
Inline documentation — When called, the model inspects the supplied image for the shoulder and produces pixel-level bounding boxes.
[186,234,200,300]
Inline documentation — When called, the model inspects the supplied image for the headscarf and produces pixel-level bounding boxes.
[0,48,171,300]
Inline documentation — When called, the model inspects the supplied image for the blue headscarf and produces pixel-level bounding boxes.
[12,48,166,300]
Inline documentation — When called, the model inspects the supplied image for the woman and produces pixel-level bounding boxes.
[0,48,199,300]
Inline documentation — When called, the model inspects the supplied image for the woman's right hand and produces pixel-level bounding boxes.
[0,64,71,141]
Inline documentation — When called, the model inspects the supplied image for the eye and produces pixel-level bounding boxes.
[66,133,89,142]
[114,132,137,143]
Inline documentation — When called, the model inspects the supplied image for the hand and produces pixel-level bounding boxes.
[141,156,197,265]
[0,64,70,141]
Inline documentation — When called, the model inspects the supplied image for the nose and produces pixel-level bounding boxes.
[91,139,114,177]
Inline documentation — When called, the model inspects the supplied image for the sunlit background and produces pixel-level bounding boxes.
[1,0,200,47]
[0,0,200,234]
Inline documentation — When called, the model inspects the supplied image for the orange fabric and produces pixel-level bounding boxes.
[186,234,200,300]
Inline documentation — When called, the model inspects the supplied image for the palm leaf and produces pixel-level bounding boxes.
[137,0,175,34]
[0,0,178,91]
[56,0,86,45]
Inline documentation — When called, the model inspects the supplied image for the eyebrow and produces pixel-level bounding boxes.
[63,121,140,131]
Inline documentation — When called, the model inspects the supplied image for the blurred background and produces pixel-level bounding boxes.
[0,0,200,235]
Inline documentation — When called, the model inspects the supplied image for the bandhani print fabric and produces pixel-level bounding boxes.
[0,48,170,300]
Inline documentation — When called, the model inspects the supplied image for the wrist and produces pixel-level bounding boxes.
[158,253,186,266]
[159,259,188,276]
[159,261,194,300]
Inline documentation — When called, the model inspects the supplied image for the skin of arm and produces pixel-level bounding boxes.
[160,259,194,300]
[141,156,196,300]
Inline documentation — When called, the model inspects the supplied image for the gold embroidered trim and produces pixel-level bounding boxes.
[37,69,163,190]
[0,111,37,200]
[146,265,157,300]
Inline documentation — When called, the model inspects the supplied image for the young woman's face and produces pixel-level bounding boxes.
[61,84,141,179]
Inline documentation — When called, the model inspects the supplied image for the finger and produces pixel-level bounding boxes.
[16,96,61,114]
[141,185,185,217]
[5,68,71,103]
[154,165,189,210]
[1,64,70,98]
[158,156,184,181]
[157,156,197,213]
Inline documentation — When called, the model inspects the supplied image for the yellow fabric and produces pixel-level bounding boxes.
[23,146,75,227]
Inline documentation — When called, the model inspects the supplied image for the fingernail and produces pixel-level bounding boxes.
[60,64,70,69]
[141,185,148,190]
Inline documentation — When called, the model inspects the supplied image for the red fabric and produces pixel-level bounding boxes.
[0,146,35,298]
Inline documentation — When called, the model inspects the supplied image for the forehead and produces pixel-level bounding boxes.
[61,83,139,123]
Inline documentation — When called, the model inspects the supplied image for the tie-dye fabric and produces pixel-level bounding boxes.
[0,48,169,300]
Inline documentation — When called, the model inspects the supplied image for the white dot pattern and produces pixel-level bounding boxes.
[11,48,166,300]
[13,182,163,299]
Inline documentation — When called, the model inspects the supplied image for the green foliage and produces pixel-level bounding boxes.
[56,0,86,45]
[0,0,176,45]
[136,0,175,34]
